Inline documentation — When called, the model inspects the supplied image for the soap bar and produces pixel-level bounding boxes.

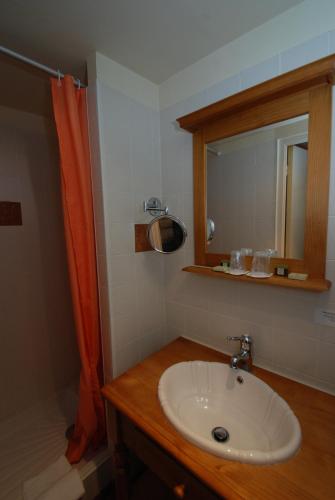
[288,272,308,281]
[212,265,229,273]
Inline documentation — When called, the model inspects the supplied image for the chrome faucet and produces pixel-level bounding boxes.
[226,335,253,371]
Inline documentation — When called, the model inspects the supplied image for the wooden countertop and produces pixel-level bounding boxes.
[102,338,335,499]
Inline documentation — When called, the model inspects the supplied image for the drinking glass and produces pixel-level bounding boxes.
[251,251,271,276]
[241,248,253,257]
[230,250,246,275]
[265,249,278,258]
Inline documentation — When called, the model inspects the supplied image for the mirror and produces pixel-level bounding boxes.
[177,56,333,285]
[147,215,187,253]
[206,115,308,259]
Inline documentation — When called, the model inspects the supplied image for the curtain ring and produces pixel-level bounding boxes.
[57,70,62,87]
[77,78,81,90]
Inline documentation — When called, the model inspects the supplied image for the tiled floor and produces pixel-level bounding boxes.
[0,383,108,500]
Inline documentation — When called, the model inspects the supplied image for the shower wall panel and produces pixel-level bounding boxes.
[0,105,80,420]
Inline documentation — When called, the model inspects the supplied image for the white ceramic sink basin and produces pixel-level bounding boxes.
[158,361,301,464]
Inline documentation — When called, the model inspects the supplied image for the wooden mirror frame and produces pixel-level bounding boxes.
[177,55,335,292]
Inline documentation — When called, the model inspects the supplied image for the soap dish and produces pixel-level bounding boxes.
[229,269,248,276]
[247,271,273,279]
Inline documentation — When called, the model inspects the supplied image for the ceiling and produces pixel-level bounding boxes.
[0,0,303,84]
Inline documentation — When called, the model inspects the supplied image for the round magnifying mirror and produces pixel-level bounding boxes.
[147,215,187,253]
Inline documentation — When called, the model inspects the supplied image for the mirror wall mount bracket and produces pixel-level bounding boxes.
[177,54,335,291]
[143,197,168,216]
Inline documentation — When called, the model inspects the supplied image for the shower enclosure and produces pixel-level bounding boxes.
[0,55,109,500]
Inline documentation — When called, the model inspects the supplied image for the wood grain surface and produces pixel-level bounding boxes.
[102,338,335,500]
[135,224,152,252]
[180,55,333,282]
[182,265,331,292]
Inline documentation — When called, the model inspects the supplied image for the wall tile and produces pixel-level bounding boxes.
[166,326,184,344]
[96,87,166,376]
[109,254,136,287]
[113,314,139,351]
[178,274,210,310]
[139,329,166,360]
[95,32,335,390]
[273,330,318,378]
[327,217,335,260]
[159,33,335,394]
[280,33,329,73]
[182,192,193,222]
[109,191,134,223]
[207,279,241,319]
[207,314,247,355]
[184,306,209,338]
[240,56,279,90]
[166,301,185,331]
[182,91,207,115]
[321,260,335,304]
[135,252,165,288]
[246,323,274,365]
[114,341,140,377]
[163,193,184,220]
[319,324,335,344]
[109,223,134,255]
[316,342,335,384]
[328,29,335,55]
[205,75,241,106]
[110,284,136,317]
[136,293,164,338]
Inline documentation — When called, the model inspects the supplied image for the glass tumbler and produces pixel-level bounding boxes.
[265,249,278,258]
[241,248,253,257]
[230,250,246,275]
[251,251,271,276]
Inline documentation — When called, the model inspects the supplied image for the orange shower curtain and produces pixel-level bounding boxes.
[51,75,105,463]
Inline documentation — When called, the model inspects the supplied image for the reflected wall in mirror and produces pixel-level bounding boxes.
[206,115,308,259]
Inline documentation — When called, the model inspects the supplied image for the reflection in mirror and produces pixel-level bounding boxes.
[147,215,187,253]
[207,217,215,243]
[206,115,308,259]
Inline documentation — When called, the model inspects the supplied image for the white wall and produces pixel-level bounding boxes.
[159,0,335,110]
[161,16,335,395]
[88,0,335,393]
[0,106,79,420]
[87,55,166,379]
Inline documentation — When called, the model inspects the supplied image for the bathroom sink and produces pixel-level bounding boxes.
[158,361,301,464]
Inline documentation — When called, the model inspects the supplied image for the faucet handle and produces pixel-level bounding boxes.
[226,335,252,351]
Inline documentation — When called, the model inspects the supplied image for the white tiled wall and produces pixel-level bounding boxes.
[88,9,335,394]
[88,72,166,379]
[160,31,335,394]
[207,140,277,253]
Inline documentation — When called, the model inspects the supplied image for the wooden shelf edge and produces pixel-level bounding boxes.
[183,265,331,292]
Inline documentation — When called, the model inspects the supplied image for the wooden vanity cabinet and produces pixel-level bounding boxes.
[109,408,220,500]
[102,338,335,500]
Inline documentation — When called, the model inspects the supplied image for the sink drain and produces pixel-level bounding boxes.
[212,426,229,443]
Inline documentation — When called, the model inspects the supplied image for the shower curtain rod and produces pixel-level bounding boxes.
[0,45,87,88]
